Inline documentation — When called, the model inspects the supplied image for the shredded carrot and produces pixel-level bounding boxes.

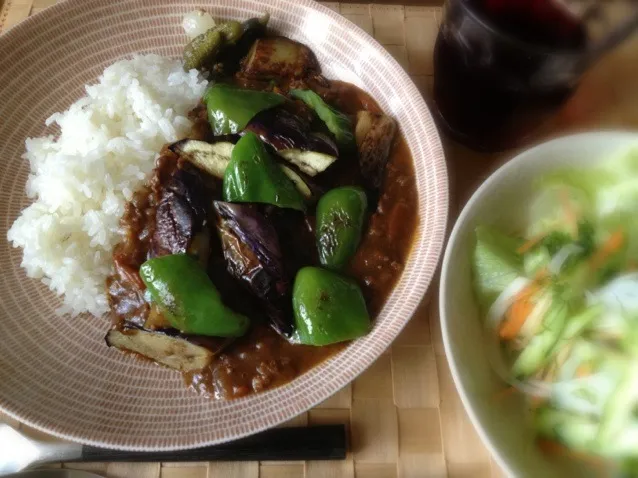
[538,439,606,470]
[493,386,517,401]
[589,229,625,270]
[575,364,592,378]
[559,188,578,236]
[517,234,546,255]
[534,267,549,281]
[499,283,540,340]
[529,395,546,411]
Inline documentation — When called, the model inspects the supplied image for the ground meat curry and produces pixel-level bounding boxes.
[105,14,418,400]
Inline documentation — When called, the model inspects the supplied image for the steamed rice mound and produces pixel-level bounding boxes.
[7,54,208,317]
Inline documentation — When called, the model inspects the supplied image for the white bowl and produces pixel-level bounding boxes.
[440,131,638,477]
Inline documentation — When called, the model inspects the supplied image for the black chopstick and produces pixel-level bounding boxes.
[73,425,347,462]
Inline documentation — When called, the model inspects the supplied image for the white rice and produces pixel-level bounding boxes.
[7,54,208,317]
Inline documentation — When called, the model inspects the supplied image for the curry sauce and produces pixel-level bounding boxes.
[106,81,418,399]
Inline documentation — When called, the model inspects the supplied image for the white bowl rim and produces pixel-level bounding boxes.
[439,130,638,477]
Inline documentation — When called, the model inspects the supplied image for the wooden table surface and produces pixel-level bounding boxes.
[1,1,637,477]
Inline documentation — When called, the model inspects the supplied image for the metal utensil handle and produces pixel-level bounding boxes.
[74,425,346,462]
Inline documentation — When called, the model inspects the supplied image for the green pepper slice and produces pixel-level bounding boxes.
[289,89,355,152]
[204,83,285,135]
[316,186,367,270]
[223,132,306,211]
[140,254,249,337]
[292,267,370,346]
[183,29,224,72]
[183,21,244,72]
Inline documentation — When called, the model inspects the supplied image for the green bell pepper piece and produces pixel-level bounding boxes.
[289,89,355,152]
[183,21,244,72]
[316,186,367,270]
[204,83,285,136]
[183,29,224,72]
[140,254,249,337]
[223,132,306,211]
[292,267,370,346]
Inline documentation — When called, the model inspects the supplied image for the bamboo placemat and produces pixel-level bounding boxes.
[3,0,637,477]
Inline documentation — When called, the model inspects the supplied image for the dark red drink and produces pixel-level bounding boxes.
[433,0,588,152]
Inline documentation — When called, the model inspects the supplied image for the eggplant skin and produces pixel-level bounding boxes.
[214,202,288,299]
[106,328,214,373]
[170,139,314,199]
[244,108,338,177]
[245,108,338,156]
[151,163,212,257]
[355,111,397,190]
[241,37,320,80]
[214,202,294,337]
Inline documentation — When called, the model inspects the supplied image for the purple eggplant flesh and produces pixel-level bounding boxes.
[244,108,338,176]
[214,201,293,337]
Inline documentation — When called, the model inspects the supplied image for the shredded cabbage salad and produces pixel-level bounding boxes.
[473,148,638,474]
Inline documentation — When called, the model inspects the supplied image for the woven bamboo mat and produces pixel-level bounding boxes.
[4,0,636,476]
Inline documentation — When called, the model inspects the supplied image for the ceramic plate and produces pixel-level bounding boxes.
[0,0,448,450]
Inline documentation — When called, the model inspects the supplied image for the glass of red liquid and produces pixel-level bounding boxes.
[433,0,590,152]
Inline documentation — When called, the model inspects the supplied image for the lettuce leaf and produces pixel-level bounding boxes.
[526,182,594,238]
[534,148,638,248]
[472,225,523,312]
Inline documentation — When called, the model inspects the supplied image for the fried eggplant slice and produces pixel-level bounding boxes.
[151,162,213,257]
[277,148,336,177]
[171,139,314,199]
[106,328,227,373]
[214,201,293,337]
[170,140,235,179]
[280,164,312,199]
[244,108,338,177]
[355,111,397,189]
[241,37,320,80]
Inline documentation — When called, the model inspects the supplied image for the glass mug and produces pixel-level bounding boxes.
[432,0,637,153]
